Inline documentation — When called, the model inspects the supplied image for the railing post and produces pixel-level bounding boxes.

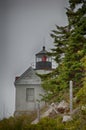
[37,103,40,121]
[69,80,73,114]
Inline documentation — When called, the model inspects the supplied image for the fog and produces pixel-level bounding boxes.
[0,0,68,119]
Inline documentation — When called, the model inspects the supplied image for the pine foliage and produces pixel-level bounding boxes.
[42,0,86,102]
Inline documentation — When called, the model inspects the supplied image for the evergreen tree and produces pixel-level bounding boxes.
[65,0,86,88]
[42,0,86,102]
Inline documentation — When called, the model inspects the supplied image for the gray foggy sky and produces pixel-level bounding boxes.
[0,0,68,118]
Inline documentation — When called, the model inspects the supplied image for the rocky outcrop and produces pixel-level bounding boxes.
[32,100,70,124]
[62,115,72,122]
[57,100,69,113]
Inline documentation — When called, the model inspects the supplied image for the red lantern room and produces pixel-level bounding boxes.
[35,46,52,70]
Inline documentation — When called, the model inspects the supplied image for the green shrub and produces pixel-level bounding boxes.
[0,112,86,130]
[0,117,15,130]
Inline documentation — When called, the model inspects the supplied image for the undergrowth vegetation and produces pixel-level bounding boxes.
[0,111,86,130]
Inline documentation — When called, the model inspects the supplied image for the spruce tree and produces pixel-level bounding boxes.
[65,0,86,89]
[42,0,86,101]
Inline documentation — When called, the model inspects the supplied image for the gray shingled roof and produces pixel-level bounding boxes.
[15,66,41,85]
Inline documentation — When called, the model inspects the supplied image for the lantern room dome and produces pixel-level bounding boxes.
[36,46,47,56]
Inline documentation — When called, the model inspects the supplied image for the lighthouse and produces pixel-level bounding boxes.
[14,46,52,116]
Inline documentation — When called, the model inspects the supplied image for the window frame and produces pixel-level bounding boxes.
[26,88,35,102]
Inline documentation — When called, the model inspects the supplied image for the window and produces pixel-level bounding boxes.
[36,58,42,62]
[26,88,34,102]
